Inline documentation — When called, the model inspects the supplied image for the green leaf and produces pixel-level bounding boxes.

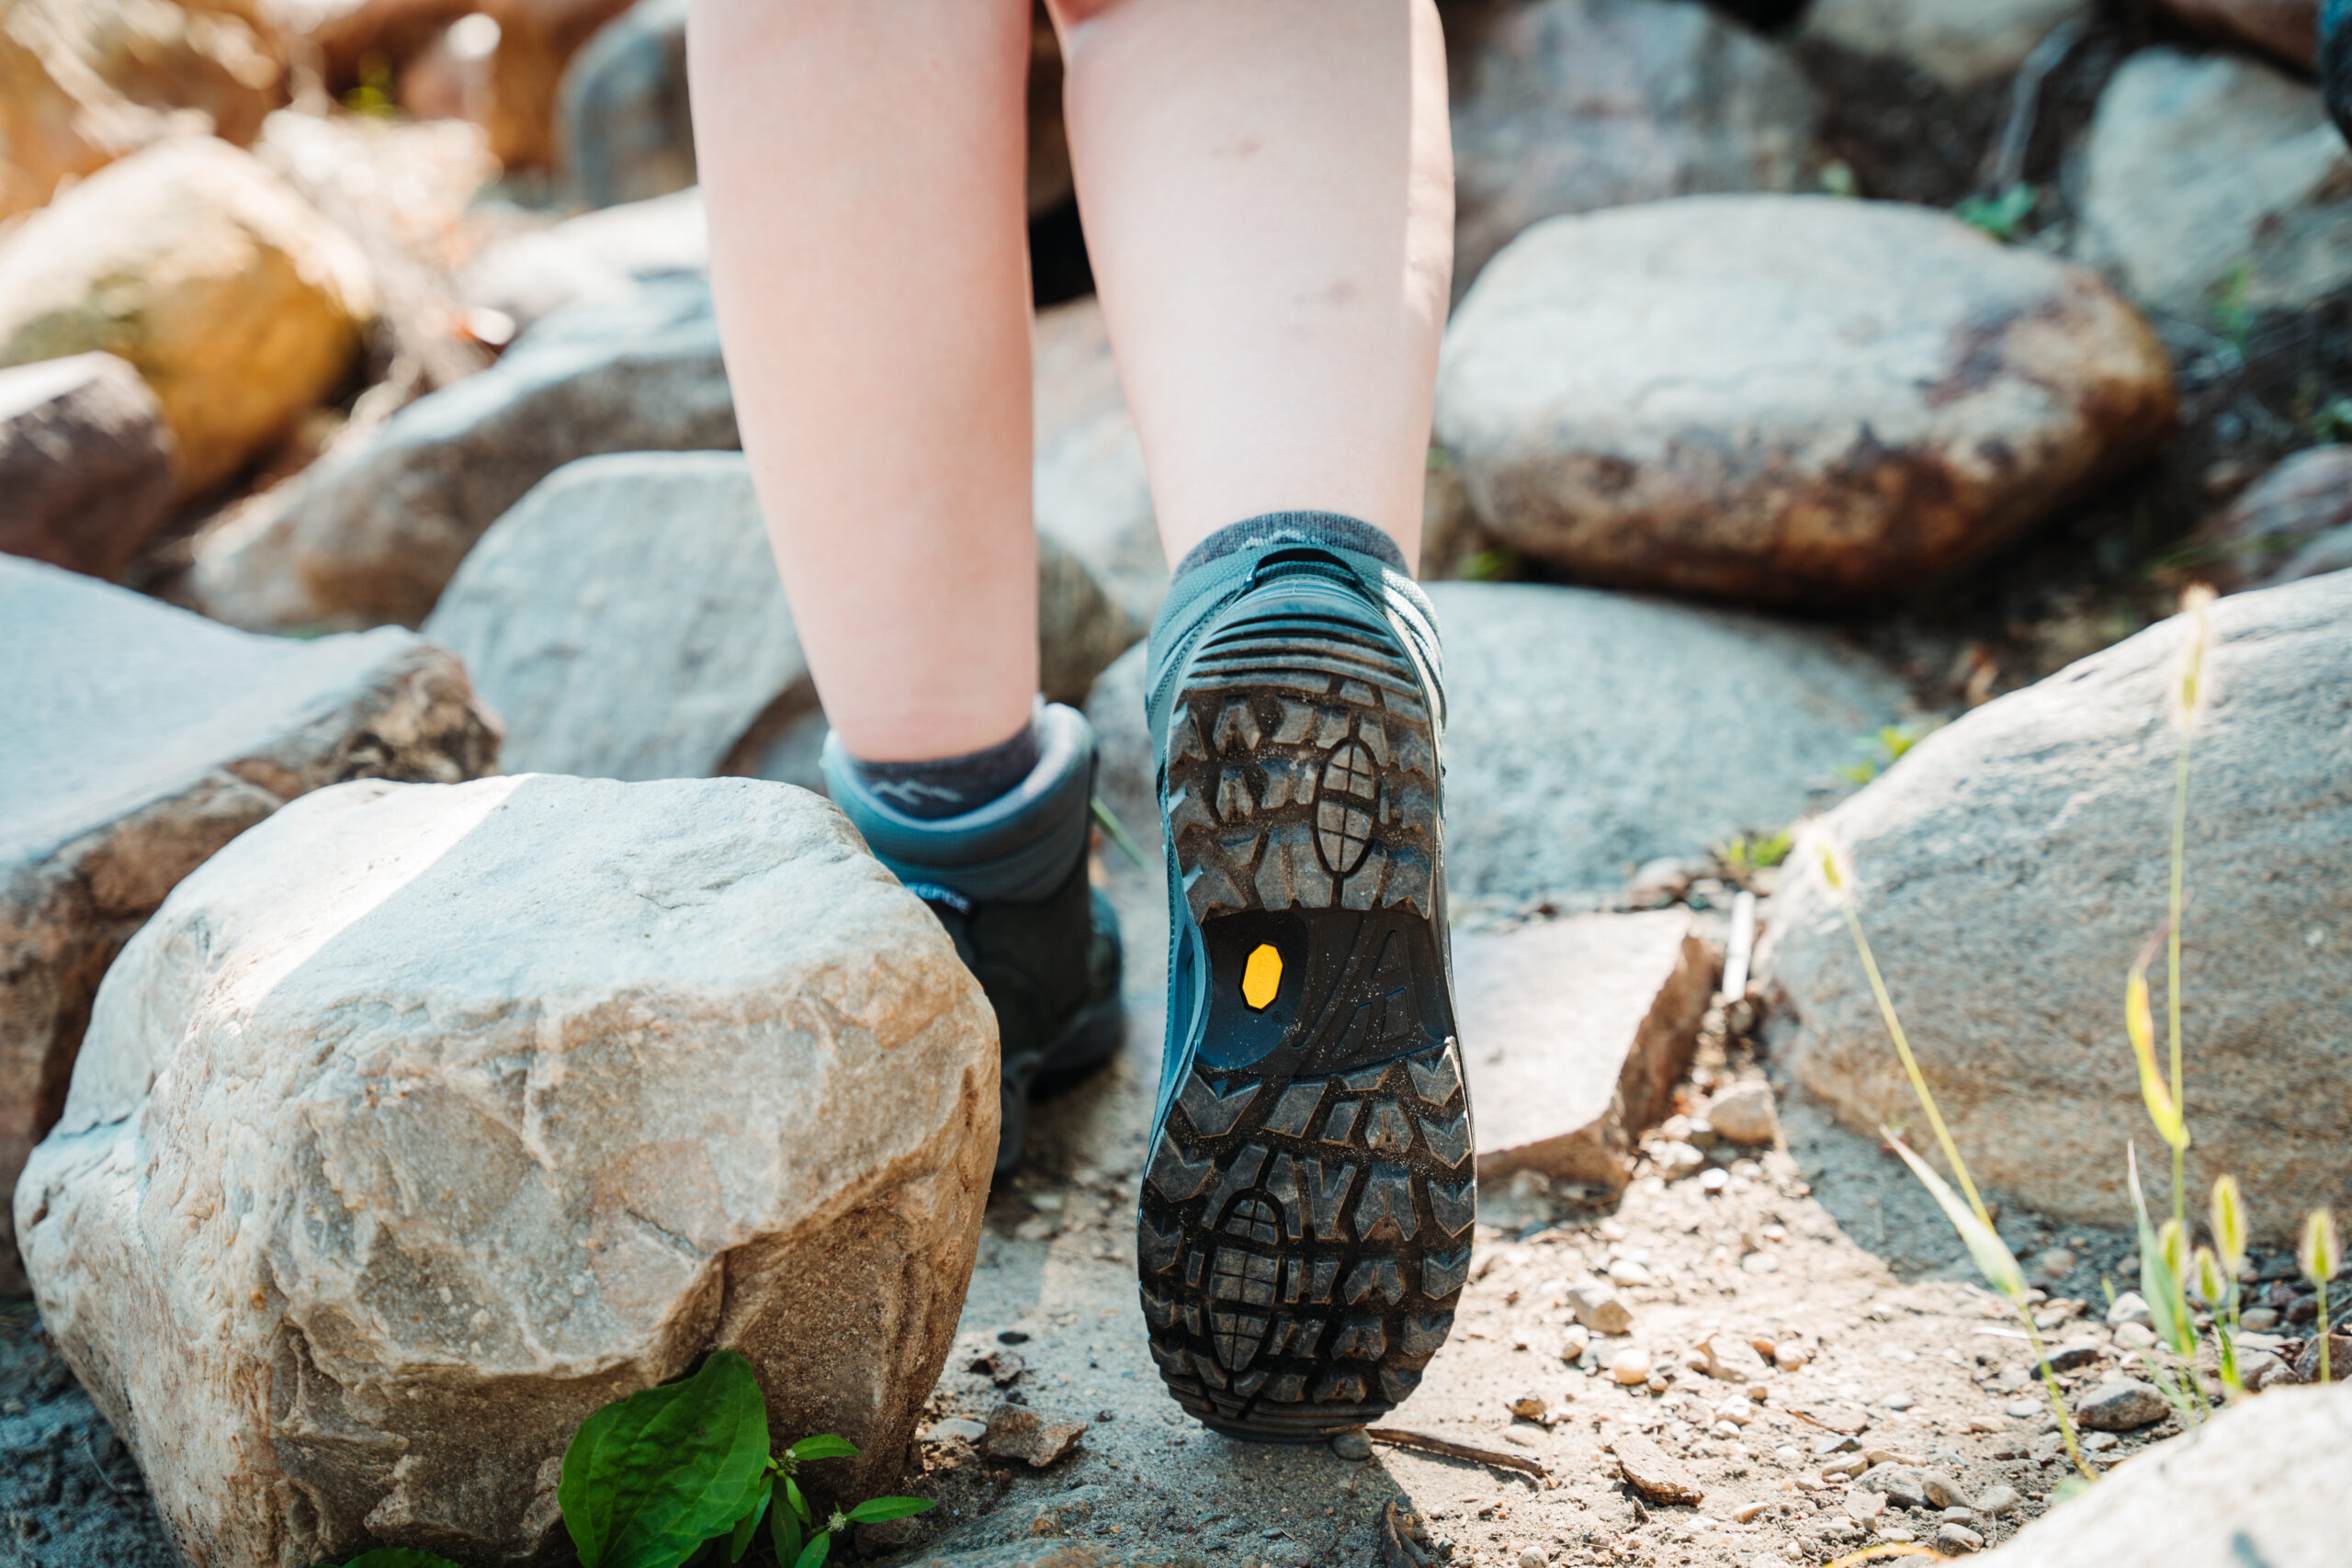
[324,1553,470,1568]
[1883,1129,2025,1299]
[792,1530,831,1568]
[783,1476,809,1524]
[2050,1473,2098,1505]
[728,1475,773,1563]
[2129,1144,2198,1359]
[558,1351,774,1568]
[786,1435,860,1462]
[770,1494,803,1568]
[846,1496,937,1524]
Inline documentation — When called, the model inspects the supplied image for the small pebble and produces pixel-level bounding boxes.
[2114,1322,2156,1350]
[1741,1250,1781,1275]
[1519,1551,1546,1568]
[1503,1427,1540,1449]
[1735,1500,1773,1523]
[1699,1168,1730,1193]
[1559,1324,1591,1362]
[1509,1393,1548,1419]
[1936,1524,1986,1554]
[1609,1257,1655,1287]
[2242,1306,2281,1330]
[1611,1348,1654,1384]
[1773,1341,1810,1371]
[1974,1484,2023,1517]
[2004,1400,2042,1419]
[1882,1392,1917,1411]
[1330,1429,1372,1461]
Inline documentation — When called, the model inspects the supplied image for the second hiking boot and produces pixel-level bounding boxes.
[1136,525,1473,1440]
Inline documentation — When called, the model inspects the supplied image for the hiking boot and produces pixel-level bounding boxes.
[2325,0,2352,143]
[823,702,1123,1179]
[1136,528,1472,1440]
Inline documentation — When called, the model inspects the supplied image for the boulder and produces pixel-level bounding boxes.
[0,136,374,497]
[1436,196,2177,604]
[480,0,639,168]
[2075,48,2352,318]
[1446,0,1817,295]
[0,353,178,581]
[0,24,126,223]
[558,0,693,209]
[459,185,707,332]
[1801,0,2088,90]
[0,557,497,1294]
[188,274,734,632]
[2205,445,2352,592]
[1031,296,1167,628]
[1454,912,1715,1192]
[1087,580,1910,908]
[2155,0,2318,71]
[1762,575,2352,1238]
[422,450,1138,784]
[14,773,996,1565]
[1976,1382,2350,1566]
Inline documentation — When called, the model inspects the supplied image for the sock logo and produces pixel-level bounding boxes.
[869,779,966,808]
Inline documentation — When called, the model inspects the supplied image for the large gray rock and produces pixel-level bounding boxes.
[1975,1382,2351,1567]
[2075,49,2352,318]
[187,274,736,634]
[2205,445,2352,592]
[1801,0,2087,89]
[1437,197,2177,605]
[423,451,1137,784]
[459,186,707,333]
[0,558,497,1294]
[1447,0,1817,295]
[1763,575,2352,1238]
[14,773,996,1566]
[0,352,176,581]
[559,0,695,209]
[1086,581,1909,910]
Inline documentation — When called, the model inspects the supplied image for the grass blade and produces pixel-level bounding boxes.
[1882,1131,2024,1299]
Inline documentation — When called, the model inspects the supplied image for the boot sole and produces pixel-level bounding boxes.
[1139,606,1472,1441]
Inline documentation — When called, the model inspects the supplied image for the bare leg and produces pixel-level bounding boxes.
[1049,0,1453,570]
[688,0,1035,762]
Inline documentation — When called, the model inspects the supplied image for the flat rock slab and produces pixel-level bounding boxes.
[1801,0,2086,88]
[1976,1382,2352,1566]
[1088,581,1908,908]
[424,450,1135,784]
[0,558,495,1293]
[14,773,996,1567]
[1763,573,2352,1238]
[189,274,736,633]
[0,353,176,581]
[1455,912,1715,1190]
[2075,49,2352,317]
[1437,196,2176,604]
[1447,0,1816,294]
[1611,1433,1704,1505]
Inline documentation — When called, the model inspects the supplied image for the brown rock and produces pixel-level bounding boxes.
[15,773,992,1564]
[0,353,177,580]
[2205,446,2352,592]
[0,26,121,223]
[1446,0,1817,295]
[481,0,639,168]
[2293,1332,2352,1382]
[983,1405,1089,1468]
[2156,0,2318,70]
[1612,1433,1704,1506]
[0,557,497,1294]
[1437,196,2177,605]
[0,138,373,497]
[1454,911,1714,1193]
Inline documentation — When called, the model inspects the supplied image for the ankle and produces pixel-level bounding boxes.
[1170,511,1413,584]
[838,700,1044,820]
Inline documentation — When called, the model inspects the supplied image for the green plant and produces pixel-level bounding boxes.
[1836,721,1941,786]
[315,1353,933,1568]
[2310,395,2352,444]
[1955,184,2038,243]
[1714,829,1792,886]
[2210,261,2256,351]
[1461,545,1522,582]
[1816,846,2095,1481]
[2303,1209,2340,1384]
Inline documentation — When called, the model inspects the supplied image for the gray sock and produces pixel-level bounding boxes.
[842,700,1044,821]
[1170,510,1411,584]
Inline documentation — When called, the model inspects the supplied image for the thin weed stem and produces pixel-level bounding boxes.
[2166,739,2191,1232]
[1836,899,1990,1224]
[2323,1279,2335,1384]
[2017,1307,2096,1477]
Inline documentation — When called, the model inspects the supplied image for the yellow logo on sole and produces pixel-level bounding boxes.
[1242,943,1282,1010]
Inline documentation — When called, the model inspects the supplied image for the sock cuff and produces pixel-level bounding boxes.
[838,699,1044,820]
[1170,511,1411,584]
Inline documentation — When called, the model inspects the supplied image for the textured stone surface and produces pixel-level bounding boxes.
[1446,0,1816,294]
[558,0,693,209]
[0,353,177,581]
[1763,575,2352,1238]
[2073,1378,2167,1431]
[1437,197,2177,604]
[1612,1433,1703,1505]
[1802,0,2087,88]
[1087,581,1908,908]
[2075,49,2352,317]
[423,450,1136,784]
[1704,1081,1779,1146]
[1455,912,1715,1190]
[0,557,496,1295]
[188,275,734,632]
[14,773,996,1566]
[0,137,373,497]
[460,185,707,332]
[2207,445,2352,592]
[1977,1382,2351,1566]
